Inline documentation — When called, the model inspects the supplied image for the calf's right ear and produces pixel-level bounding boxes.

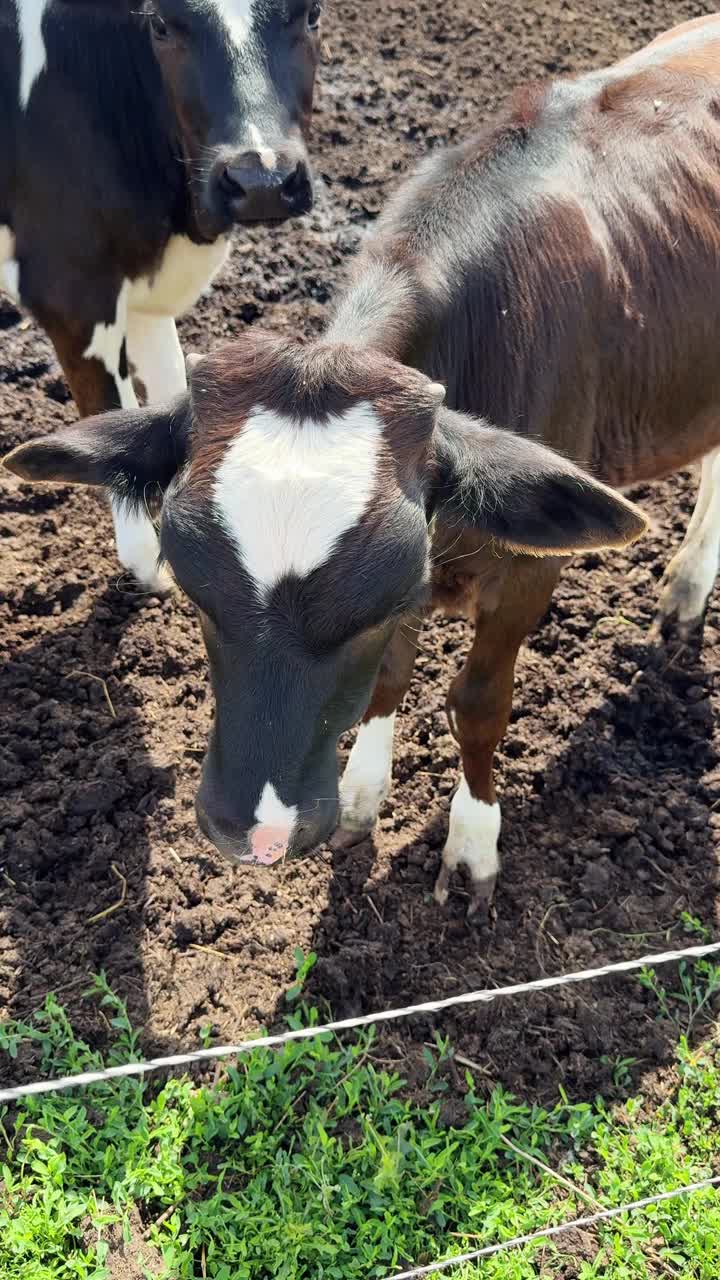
[2,394,191,506]
[430,408,648,553]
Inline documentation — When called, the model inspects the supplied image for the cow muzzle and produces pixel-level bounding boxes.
[195,797,337,867]
[210,149,313,225]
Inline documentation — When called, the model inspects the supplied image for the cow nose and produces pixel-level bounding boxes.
[214,153,313,222]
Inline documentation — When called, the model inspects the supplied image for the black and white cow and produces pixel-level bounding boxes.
[13,18,720,914]
[0,0,321,589]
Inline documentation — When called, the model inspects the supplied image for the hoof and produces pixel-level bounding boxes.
[329,824,374,852]
[467,876,497,924]
[433,864,451,906]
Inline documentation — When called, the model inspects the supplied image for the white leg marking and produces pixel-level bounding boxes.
[85,285,169,591]
[339,714,396,834]
[658,448,720,628]
[83,281,135,409]
[248,123,277,172]
[110,501,172,593]
[434,775,501,906]
[126,313,186,403]
[0,227,19,299]
[17,0,48,109]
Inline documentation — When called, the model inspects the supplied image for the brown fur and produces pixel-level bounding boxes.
[347,17,720,847]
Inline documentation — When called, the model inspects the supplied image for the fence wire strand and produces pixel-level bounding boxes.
[1,938,719,1103]
[380,1176,720,1278]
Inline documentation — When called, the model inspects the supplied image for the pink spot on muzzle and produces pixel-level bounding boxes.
[237,825,291,867]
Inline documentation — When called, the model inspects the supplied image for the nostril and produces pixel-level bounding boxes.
[218,165,246,198]
[280,161,311,210]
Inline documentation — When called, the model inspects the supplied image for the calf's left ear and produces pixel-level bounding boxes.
[430,408,648,553]
[2,394,191,505]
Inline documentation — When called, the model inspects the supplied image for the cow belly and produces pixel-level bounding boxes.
[0,226,19,299]
[128,234,231,318]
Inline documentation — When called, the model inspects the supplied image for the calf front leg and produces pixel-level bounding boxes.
[435,563,560,918]
[44,289,170,593]
[333,622,421,848]
[657,447,720,637]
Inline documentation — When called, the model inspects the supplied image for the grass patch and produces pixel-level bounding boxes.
[1,960,719,1279]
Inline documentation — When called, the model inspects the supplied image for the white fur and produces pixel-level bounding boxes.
[110,500,171,593]
[255,780,298,831]
[126,314,186,404]
[248,123,277,172]
[83,281,135,409]
[213,402,384,596]
[85,237,230,590]
[434,776,501,905]
[0,227,19,299]
[339,714,396,832]
[85,286,169,590]
[128,234,230,319]
[658,448,720,625]
[223,0,255,46]
[16,0,47,109]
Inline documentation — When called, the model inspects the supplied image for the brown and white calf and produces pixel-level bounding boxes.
[0,0,321,590]
[8,17,720,912]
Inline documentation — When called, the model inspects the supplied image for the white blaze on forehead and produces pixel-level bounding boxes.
[213,402,384,595]
[16,0,48,109]
[221,0,255,47]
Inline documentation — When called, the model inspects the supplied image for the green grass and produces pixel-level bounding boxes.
[1,956,719,1280]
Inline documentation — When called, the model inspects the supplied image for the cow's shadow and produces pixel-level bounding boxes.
[296,627,719,1107]
[0,582,179,1085]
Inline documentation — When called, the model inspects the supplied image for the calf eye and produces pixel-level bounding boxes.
[307,1,322,30]
[149,12,169,38]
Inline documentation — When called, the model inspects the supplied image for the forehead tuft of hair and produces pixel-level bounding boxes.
[189,329,443,431]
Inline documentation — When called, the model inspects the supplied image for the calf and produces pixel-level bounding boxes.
[0,0,321,589]
[8,17,720,914]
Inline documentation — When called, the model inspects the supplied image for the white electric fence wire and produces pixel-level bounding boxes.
[1,938,719,1103]
[380,1176,720,1279]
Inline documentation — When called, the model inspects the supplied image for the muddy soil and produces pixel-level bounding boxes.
[1,0,719,1105]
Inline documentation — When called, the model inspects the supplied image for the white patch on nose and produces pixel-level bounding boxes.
[17,0,48,109]
[0,226,19,299]
[213,402,384,596]
[248,123,277,172]
[255,781,298,829]
[237,781,298,866]
[83,280,135,409]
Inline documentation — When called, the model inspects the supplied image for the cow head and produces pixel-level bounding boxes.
[139,0,320,234]
[4,331,648,865]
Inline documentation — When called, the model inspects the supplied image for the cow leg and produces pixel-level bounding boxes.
[333,622,421,847]
[657,447,720,635]
[126,312,187,404]
[434,562,560,918]
[44,287,170,592]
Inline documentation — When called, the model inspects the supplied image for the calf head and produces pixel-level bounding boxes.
[139,0,320,233]
[4,331,648,866]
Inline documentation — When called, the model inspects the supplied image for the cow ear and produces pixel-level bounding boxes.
[430,408,648,554]
[2,394,191,505]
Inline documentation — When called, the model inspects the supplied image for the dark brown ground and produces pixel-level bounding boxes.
[1,0,719,1105]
